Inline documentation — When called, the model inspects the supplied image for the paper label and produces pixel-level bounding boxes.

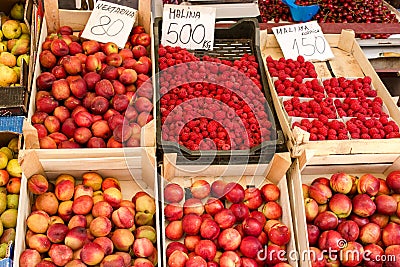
[81,1,137,48]
[272,21,334,61]
[161,4,216,50]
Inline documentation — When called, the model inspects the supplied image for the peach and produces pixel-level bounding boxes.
[309,182,332,204]
[19,249,42,267]
[360,223,381,244]
[340,241,364,266]
[7,177,21,194]
[115,252,131,267]
[165,220,183,241]
[358,174,380,196]
[68,215,87,229]
[135,226,157,243]
[80,242,105,265]
[92,201,113,218]
[168,250,188,267]
[71,248,82,260]
[55,179,75,201]
[28,233,51,253]
[86,214,94,226]
[218,228,242,251]
[183,198,204,216]
[103,187,122,208]
[49,244,73,266]
[164,183,184,203]
[120,200,135,214]
[190,180,211,199]
[133,258,154,267]
[93,191,104,203]
[133,238,154,258]
[385,245,400,267]
[304,198,319,222]
[375,195,397,216]
[65,259,86,267]
[47,223,69,243]
[329,193,353,218]
[100,254,125,267]
[382,222,400,246]
[82,172,103,191]
[93,237,114,255]
[353,194,376,217]
[27,210,50,233]
[112,206,134,229]
[36,192,59,215]
[72,195,94,215]
[111,229,134,251]
[28,174,49,195]
[370,213,390,228]
[330,172,353,194]
[102,177,121,191]
[65,226,89,250]
[74,184,94,199]
[58,200,74,222]
[135,212,154,226]
[55,174,75,184]
[89,216,112,237]
[36,261,57,267]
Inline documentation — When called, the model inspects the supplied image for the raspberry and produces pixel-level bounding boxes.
[372,134,382,139]
[346,123,358,133]
[351,133,360,139]
[363,76,372,84]
[328,129,337,135]
[326,134,336,140]
[318,115,329,124]
[369,128,380,136]
[312,120,324,128]
[361,133,371,139]
[365,119,375,128]
[329,120,342,131]
[387,132,400,139]
[310,133,318,141]
[319,126,328,136]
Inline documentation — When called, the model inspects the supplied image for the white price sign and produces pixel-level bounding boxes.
[161,4,216,50]
[272,21,334,62]
[81,1,137,48]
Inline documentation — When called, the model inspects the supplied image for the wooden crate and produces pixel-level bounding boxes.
[287,153,400,267]
[14,147,159,267]
[22,0,155,157]
[161,152,298,266]
[261,29,400,157]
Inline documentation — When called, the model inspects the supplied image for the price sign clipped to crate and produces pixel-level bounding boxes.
[161,4,216,50]
[81,0,138,48]
[272,21,334,61]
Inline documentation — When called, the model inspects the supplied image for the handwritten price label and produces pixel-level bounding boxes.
[81,1,137,48]
[272,21,334,62]
[161,4,216,51]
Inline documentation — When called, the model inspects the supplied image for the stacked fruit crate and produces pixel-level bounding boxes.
[261,29,400,157]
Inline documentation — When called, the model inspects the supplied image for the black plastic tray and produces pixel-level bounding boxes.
[154,18,287,164]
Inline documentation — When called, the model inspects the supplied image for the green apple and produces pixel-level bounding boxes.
[2,20,21,40]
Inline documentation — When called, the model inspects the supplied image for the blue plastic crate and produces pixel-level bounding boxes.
[0,117,24,134]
